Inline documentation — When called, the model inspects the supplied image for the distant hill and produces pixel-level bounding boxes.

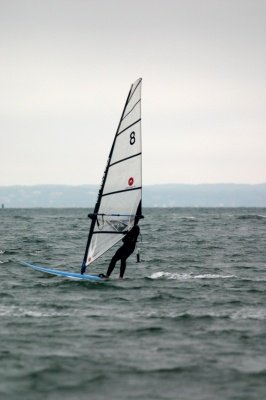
[0,184,266,208]
[144,184,266,207]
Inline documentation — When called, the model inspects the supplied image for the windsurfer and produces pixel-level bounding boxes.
[103,222,140,279]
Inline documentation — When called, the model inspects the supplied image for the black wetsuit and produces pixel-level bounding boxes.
[106,225,140,278]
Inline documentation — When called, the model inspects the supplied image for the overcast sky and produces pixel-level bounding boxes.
[1,0,265,185]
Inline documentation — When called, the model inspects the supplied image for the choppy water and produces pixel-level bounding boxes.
[1,208,266,400]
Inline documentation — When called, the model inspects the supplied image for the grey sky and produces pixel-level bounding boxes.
[1,0,265,185]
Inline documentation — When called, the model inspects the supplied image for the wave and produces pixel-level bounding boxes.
[0,260,9,264]
[237,214,266,220]
[0,305,70,318]
[176,216,196,221]
[231,308,266,320]
[132,326,163,334]
[137,307,266,321]
[140,365,197,374]
[150,271,236,280]
[143,292,184,302]
[13,215,33,220]
[3,250,18,255]
[111,364,198,375]
[241,277,266,283]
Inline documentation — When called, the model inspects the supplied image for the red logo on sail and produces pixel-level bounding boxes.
[128,177,134,186]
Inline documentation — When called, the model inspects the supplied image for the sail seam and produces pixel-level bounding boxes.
[110,152,141,167]
[118,118,141,136]
[122,99,141,121]
[102,186,142,197]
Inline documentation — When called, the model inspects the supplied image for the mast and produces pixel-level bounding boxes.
[81,82,136,274]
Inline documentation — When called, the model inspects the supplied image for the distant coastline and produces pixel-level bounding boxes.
[1,184,266,207]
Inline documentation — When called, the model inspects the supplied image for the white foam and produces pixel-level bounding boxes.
[150,271,235,280]
[231,308,266,320]
[0,305,69,318]
[194,274,235,279]
[150,271,191,280]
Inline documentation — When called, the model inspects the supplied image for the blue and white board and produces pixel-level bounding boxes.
[20,261,105,282]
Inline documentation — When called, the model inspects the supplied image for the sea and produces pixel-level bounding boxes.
[0,207,266,400]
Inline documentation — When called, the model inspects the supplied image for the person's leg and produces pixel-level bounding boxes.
[106,246,124,277]
[106,255,118,277]
[119,258,126,279]
[119,246,135,278]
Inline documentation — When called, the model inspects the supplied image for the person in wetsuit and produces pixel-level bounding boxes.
[104,223,140,279]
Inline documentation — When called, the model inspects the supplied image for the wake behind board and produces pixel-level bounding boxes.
[20,261,105,282]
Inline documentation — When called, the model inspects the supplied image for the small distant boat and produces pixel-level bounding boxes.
[21,78,143,281]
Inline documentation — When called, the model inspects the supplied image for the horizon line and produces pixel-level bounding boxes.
[0,182,266,187]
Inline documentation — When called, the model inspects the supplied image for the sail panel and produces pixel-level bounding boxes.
[119,78,141,132]
[126,79,141,111]
[86,189,141,264]
[87,232,124,264]
[119,101,141,133]
[98,189,141,216]
[130,77,142,94]
[111,120,141,164]
[103,156,142,196]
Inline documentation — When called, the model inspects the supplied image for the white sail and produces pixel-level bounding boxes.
[82,78,142,270]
